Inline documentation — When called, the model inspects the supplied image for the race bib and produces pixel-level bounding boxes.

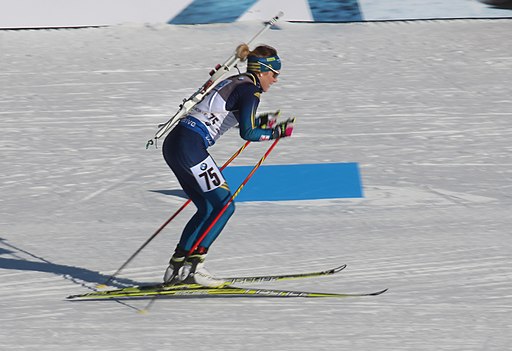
[190,156,226,192]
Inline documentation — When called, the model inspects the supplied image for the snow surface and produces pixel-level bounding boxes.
[1,19,512,350]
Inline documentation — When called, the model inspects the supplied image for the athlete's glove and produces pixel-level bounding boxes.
[272,118,295,139]
[257,110,280,129]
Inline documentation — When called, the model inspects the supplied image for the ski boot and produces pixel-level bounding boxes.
[163,246,187,284]
[181,248,226,288]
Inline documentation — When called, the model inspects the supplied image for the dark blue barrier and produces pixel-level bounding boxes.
[169,0,363,24]
[308,0,363,22]
[169,0,258,24]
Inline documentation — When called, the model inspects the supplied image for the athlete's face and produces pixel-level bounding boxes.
[259,70,279,92]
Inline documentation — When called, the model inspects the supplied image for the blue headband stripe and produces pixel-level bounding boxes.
[247,55,281,72]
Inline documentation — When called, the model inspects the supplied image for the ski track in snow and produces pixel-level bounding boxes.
[1,19,512,350]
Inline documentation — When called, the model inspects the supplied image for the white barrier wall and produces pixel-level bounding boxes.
[0,0,510,28]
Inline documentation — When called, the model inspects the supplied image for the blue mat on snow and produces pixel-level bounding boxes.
[223,163,363,202]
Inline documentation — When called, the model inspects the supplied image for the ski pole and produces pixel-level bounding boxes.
[188,138,280,255]
[100,140,251,287]
[139,138,280,314]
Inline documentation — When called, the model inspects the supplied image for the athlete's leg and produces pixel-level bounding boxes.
[162,126,212,251]
[194,182,235,249]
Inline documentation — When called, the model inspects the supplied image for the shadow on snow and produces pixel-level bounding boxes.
[0,237,139,288]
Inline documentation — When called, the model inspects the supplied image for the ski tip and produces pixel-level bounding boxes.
[333,264,347,273]
[370,288,389,296]
[96,284,108,289]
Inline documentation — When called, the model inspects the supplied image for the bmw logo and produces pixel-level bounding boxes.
[200,163,207,170]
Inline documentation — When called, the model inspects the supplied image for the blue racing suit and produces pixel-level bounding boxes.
[162,73,274,252]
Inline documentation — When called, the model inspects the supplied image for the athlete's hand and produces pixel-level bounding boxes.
[272,118,295,139]
[257,110,280,129]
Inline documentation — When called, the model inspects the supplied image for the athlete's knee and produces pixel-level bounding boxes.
[211,199,235,219]
[224,201,235,218]
[192,198,210,218]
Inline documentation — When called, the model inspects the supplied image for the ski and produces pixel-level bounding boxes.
[68,285,388,300]
[147,12,283,147]
[224,264,346,284]
[71,265,347,299]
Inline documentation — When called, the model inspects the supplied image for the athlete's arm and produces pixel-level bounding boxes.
[231,84,274,141]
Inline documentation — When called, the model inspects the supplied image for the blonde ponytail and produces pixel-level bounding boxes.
[235,43,250,61]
